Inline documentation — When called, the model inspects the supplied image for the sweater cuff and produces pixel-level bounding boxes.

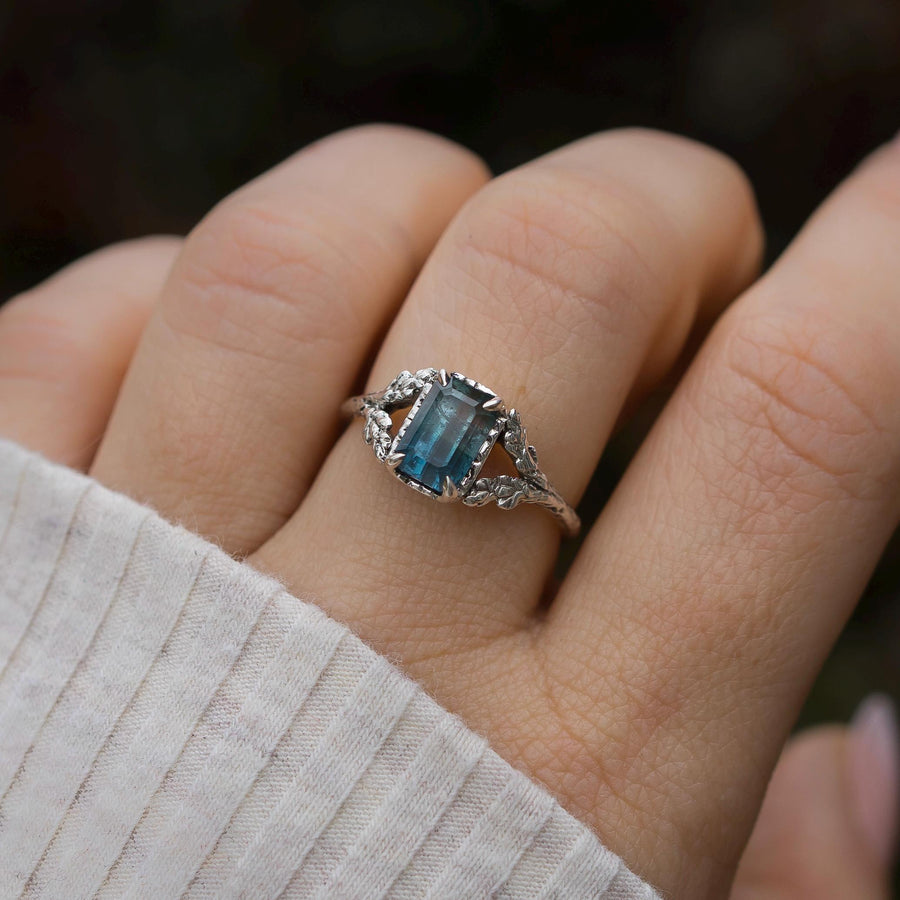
[0,441,658,899]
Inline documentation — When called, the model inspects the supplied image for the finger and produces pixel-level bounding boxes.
[546,139,900,895]
[257,129,762,665]
[92,125,489,555]
[732,698,898,900]
[0,238,179,468]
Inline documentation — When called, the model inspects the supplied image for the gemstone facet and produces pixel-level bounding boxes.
[394,375,500,495]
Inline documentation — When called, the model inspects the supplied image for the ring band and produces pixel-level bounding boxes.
[342,368,580,537]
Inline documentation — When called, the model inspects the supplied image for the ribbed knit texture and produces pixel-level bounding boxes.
[0,440,658,899]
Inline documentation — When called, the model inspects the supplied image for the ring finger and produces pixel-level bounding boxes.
[255,128,763,679]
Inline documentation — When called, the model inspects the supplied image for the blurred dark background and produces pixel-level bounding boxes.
[0,0,898,780]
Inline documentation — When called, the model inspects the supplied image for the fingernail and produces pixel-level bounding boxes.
[848,693,900,867]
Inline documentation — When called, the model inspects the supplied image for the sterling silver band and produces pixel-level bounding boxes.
[342,368,580,537]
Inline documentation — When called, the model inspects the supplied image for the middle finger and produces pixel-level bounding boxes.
[92,125,488,555]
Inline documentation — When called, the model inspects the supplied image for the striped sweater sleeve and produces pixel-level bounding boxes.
[0,440,659,899]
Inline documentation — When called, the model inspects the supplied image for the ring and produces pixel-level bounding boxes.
[342,368,580,537]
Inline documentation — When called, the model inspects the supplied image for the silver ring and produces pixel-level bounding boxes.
[342,368,580,537]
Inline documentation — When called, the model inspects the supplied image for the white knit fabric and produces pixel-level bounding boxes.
[0,440,659,899]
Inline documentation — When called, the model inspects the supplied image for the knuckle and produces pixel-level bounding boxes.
[854,145,900,224]
[317,122,489,180]
[0,236,182,386]
[0,293,88,383]
[449,167,673,350]
[69,236,183,302]
[316,122,424,148]
[585,127,761,248]
[607,127,754,192]
[86,234,182,265]
[714,304,898,501]
[628,127,756,197]
[166,194,389,358]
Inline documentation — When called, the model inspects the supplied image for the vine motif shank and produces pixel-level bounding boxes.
[358,368,437,461]
[462,410,548,510]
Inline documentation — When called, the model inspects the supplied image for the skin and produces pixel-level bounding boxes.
[0,124,897,898]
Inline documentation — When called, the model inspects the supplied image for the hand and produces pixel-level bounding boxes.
[1,126,897,898]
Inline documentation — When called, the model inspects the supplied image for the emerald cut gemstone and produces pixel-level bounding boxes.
[395,376,499,494]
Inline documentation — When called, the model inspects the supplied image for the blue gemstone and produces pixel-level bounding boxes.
[395,376,499,494]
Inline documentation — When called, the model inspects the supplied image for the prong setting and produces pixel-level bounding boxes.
[387,372,503,499]
[343,367,580,536]
[439,476,459,502]
[385,451,406,469]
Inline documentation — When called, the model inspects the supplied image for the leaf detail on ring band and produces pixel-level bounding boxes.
[381,368,437,407]
[364,408,393,460]
[463,475,538,510]
[503,410,549,490]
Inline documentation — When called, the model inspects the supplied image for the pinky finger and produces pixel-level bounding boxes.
[0,237,179,468]
[732,696,899,900]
